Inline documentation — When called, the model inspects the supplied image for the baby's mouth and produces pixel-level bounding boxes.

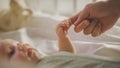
[27,48,33,58]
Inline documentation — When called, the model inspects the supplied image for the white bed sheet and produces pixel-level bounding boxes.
[0,13,120,56]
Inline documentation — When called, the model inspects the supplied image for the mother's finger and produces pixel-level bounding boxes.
[74,9,90,26]
[74,20,89,33]
[68,13,79,24]
[92,23,102,37]
[83,19,97,35]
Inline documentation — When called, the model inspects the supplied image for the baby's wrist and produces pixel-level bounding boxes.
[57,35,69,39]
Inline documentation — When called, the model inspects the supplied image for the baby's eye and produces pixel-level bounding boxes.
[8,47,15,58]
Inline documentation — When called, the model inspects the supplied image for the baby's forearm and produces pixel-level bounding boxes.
[58,35,75,53]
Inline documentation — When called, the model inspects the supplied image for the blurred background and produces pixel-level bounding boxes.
[24,0,120,26]
[25,0,96,16]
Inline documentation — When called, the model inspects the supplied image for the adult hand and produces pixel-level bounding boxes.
[68,0,120,37]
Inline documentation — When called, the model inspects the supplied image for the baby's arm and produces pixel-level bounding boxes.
[56,20,75,53]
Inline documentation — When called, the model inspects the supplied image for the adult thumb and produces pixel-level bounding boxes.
[67,13,79,25]
[74,10,90,26]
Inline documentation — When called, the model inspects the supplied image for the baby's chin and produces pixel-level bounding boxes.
[10,58,40,66]
[0,58,34,68]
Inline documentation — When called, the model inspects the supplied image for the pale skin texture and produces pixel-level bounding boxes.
[67,0,120,37]
[56,20,75,53]
[0,22,75,64]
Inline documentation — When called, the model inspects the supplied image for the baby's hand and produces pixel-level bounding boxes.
[56,20,70,38]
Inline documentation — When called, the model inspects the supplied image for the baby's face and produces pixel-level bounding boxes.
[0,39,41,64]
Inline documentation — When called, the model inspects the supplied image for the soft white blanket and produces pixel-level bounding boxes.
[36,52,120,68]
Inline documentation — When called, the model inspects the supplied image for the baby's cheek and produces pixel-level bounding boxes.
[10,52,30,63]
